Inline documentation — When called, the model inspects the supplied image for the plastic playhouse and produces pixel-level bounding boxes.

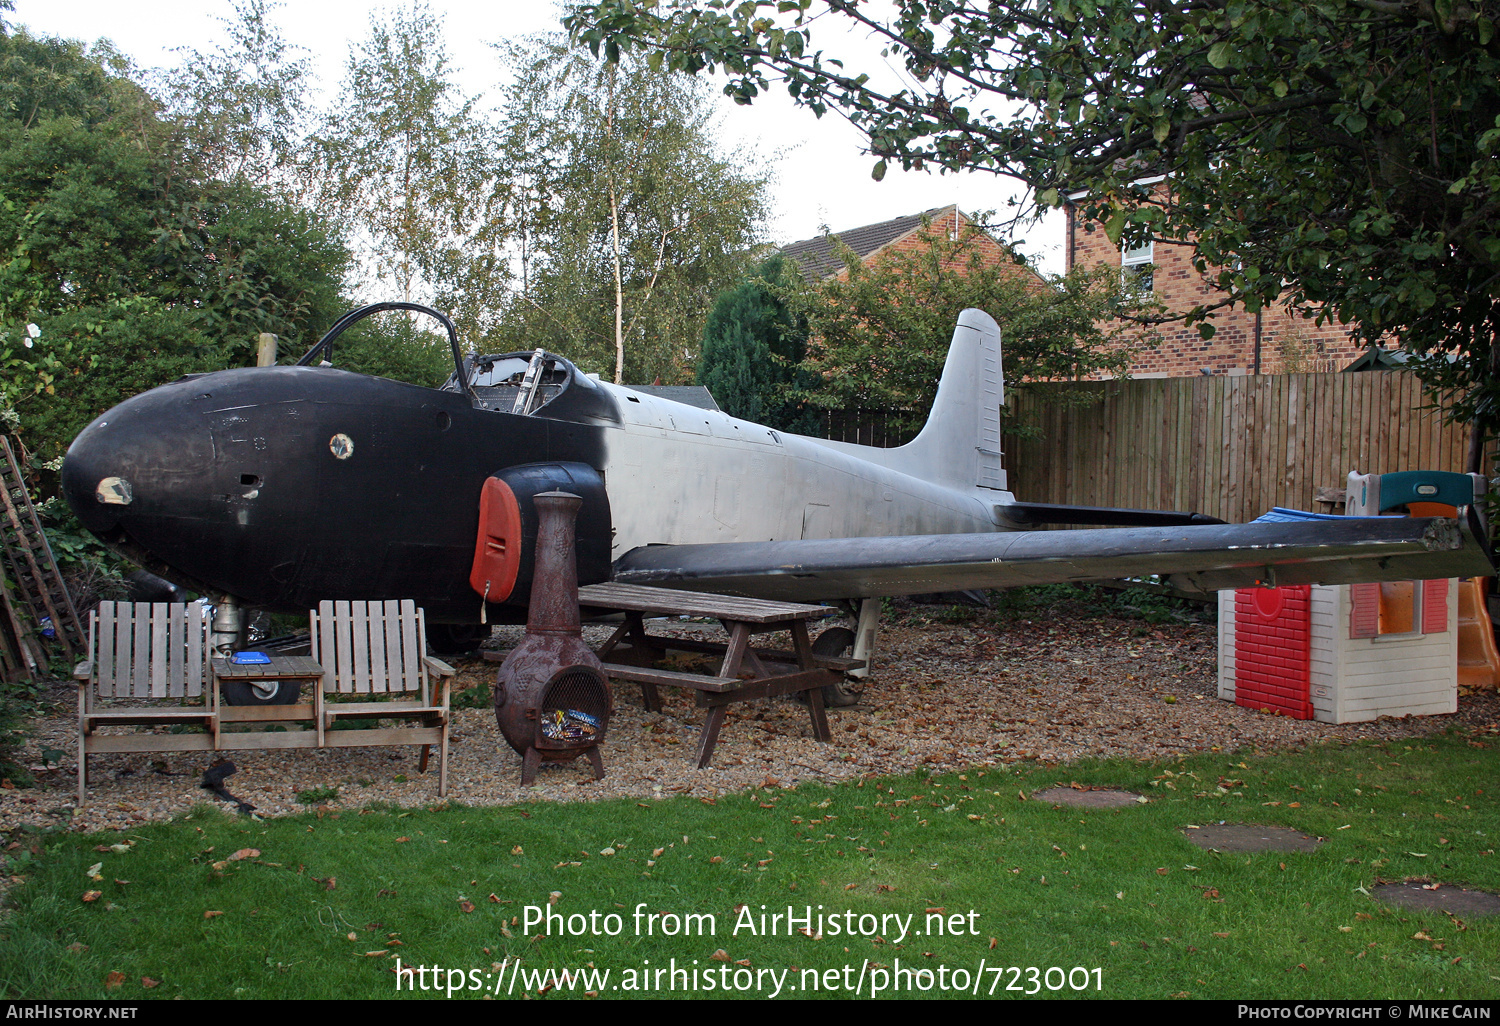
[1217,470,1497,723]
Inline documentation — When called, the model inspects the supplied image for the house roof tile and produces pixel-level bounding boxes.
[780,205,959,279]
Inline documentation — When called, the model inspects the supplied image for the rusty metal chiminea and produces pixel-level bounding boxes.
[494,490,611,784]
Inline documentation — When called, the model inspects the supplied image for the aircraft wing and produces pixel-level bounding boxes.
[611,515,1493,602]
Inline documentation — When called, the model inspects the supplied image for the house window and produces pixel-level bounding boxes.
[1122,238,1155,293]
[1378,581,1416,635]
[1349,579,1449,639]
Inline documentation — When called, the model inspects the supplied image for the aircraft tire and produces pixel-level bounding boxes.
[220,680,301,706]
[811,627,861,708]
[428,623,490,655]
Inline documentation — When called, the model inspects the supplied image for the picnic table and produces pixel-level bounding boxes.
[575,583,862,767]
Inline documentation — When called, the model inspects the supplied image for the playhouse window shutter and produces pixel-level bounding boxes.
[1421,579,1449,634]
[1349,582,1380,638]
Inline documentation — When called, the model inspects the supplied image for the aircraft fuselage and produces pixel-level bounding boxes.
[62,355,1004,622]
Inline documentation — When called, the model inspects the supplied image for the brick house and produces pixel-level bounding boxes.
[781,204,1043,289]
[1065,184,1364,377]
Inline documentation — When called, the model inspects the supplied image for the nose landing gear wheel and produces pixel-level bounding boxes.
[220,680,302,706]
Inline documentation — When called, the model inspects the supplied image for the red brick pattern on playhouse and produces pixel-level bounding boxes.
[1234,586,1314,719]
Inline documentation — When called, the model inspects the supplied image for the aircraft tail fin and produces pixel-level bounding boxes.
[903,308,1006,492]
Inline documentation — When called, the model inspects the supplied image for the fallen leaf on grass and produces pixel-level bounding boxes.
[459,901,476,914]
[105,972,125,990]
[228,849,260,861]
[81,891,102,903]
[141,977,159,989]
[710,950,729,962]
[204,910,224,919]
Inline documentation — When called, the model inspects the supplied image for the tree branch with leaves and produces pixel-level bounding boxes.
[569,0,1500,461]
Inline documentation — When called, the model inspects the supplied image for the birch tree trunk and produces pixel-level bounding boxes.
[611,178,625,384]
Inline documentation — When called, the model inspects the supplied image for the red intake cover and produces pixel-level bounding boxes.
[471,476,523,603]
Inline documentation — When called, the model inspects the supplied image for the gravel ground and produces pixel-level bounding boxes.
[5,600,1498,834]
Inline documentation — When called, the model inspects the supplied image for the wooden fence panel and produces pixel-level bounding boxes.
[999,372,1479,522]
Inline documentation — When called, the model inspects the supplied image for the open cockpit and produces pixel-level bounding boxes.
[299,301,619,426]
[443,349,620,425]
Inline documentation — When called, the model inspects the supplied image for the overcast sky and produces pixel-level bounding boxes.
[12,0,1063,270]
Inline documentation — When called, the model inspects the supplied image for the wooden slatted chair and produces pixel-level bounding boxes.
[75,601,213,804]
[311,600,454,795]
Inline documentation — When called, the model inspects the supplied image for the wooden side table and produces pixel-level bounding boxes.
[211,655,327,750]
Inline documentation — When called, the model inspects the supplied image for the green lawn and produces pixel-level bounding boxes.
[3,729,1498,1000]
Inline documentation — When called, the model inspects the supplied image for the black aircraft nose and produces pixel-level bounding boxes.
[60,361,603,619]
[62,378,218,538]
[59,364,519,614]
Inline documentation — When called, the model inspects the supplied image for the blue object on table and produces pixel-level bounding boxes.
[1251,507,1390,524]
[231,651,272,664]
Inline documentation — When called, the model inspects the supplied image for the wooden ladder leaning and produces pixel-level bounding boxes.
[0,436,84,677]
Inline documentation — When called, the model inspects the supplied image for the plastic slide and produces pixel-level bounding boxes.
[1457,577,1500,688]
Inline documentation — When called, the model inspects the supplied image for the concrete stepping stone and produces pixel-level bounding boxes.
[1183,822,1322,852]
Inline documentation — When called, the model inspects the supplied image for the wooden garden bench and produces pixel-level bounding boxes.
[75,601,213,804]
[310,599,455,795]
